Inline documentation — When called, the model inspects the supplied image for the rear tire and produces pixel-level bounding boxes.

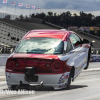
[10,85,17,90]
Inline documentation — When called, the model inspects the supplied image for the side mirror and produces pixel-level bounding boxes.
[83,39,90,44]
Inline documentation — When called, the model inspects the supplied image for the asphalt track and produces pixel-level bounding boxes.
[78,32,100,48]
[0,62,100,100]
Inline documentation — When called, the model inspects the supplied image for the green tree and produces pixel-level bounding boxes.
[19,14,24,21]
[4,15,11,20]
[48,12,53,16]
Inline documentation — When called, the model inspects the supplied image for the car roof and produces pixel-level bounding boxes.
[23,29,71,41]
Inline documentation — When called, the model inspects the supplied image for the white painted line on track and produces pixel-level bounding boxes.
[0,76,5,78]
[0,81,6,85]
[83,68,100,72]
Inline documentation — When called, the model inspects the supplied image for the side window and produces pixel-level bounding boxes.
[70,33,81,48]
[66,40,73,53]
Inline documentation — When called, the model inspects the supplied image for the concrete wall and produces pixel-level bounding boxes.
[0,54,10,66]
[90,54,100,62]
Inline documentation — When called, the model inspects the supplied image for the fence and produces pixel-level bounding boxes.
[91,48,100,54]
[0,12,19,20]
[0,45,15,54]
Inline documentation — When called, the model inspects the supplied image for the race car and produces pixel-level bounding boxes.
[6,29,91,90]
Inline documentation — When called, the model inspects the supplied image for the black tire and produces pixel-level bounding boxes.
[84,60,89,70]
[66,72,72,90]
[84,48,91,70]
[10,85,17,90]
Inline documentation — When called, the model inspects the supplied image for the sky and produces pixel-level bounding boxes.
[0,0,100,16]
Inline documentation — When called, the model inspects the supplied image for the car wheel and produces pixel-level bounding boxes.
[10,85,17,90]
[84,60,89,70]
[84,48,91,70]
[66,72,72,90]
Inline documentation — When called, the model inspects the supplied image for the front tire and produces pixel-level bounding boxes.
[66,73,72,89]
[84,48,91,70]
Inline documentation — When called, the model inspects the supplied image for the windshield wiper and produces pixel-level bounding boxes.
[26,48,52,52]
[27,52,42,54]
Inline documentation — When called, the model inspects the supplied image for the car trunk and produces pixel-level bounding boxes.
[10,53,61,73]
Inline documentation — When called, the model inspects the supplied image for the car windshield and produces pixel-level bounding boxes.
[15,37,64,54]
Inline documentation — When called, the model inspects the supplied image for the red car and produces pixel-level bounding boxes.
[6,29,91,90]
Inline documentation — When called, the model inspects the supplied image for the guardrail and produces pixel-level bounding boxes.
[79,31,100,40]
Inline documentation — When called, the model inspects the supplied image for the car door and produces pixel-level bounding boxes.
[69,33,88,79]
